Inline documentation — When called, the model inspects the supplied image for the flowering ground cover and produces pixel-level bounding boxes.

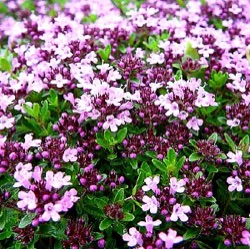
[0,0,250,248]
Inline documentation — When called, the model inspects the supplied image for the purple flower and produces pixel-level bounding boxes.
[137,215,162,234]
[62,148,78,162]
[169,177,186,195]
[102,115,122,132]
[227,176,243,192]
[41,202,62,222]
[45,171,72,190]
[141,195,159,214]
[241,230,250,246]
[170,203,191,222]
[227,151,243,166]
[122,227,143,247]
[142,176,160,194]
[13,163,32,189]
[17,190,37,210]
[159,228,183,249]
[186,116,203,131]
[0,115,15,130]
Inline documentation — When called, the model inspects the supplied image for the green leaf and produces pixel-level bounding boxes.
[174,156,186,176]
[140,161,152,176]
[239,135,249,153]
[113,221,126,235]
[0,230,12,240]
[92,232,104,240]
[41,100,50,123]
[152,159,166,172]
[0,208,7,230]
[129,159,138,170]
[0,58,11,72]
[206,164,218,173]
[54,240,62,249]
[183,228,200,240]
[122,212,135,222]
[167,148,176,164]
[98,44,112,62]
[189,152,203,162]
[99,218,112,231]
[48,89,58,107]
[132,171,144,195]
[19,213,37,228]
[209,70,228,89]
[184,41,199,60]
[96,138,110,149]
[196,241,213,249]
[104,129,115,142]
[117,127,127,143]
[224,133,236,152]
[208,132,218,143]
[113,188,124,204]
[0,3,8,14]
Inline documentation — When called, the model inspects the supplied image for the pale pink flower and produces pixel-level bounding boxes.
[141,195,159,214]
[117,110,132,125]
[41,202,62,222]
[227,150,243,166]
[21,133,41,151]
[159,229,183,249]
[186,116,203,131]
[96,63,111,74]
[62,148,78,162]
[0,93,15,112]
[227,176,243,192]
[241,230,250,246]
[169,177,186,195]
[0,135,6,148]
[138,215,162,234]
[58,188,79,211]
[45,171,72,190]
[165,102,179,117]
[107,69,122,82]
[103,115,122,132]
[146,53,165,65]
[227,118,241,128]
[13,163,32,188]
[50,74,68,88]
[32,166,43,182]
[170,203,191,222]
[17,190,37,210]
[0,115,15,130]
[142,176,160,194]
[122,227,143,247]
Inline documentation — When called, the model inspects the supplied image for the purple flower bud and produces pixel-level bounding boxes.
[90,185,98,192]
[80,178,87,185]
[224,239,231,246]
[42,194,50,201]
[52,193,59,201]
[110,182,116,188]
[118,176,124,184]
[41,151,50,159]
[98,239,105,248]
[169,198,176,204]
[9,152,17,160]
[32,218,39,227]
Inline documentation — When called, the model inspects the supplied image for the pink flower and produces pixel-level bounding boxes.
[227,176,243,192]
[159,228,183,249]
[32,166,43,182]
[146,53,165,64]
[17,190,37,210]
[227,118,241,128]
[21,133,41,151]
[141,195,159,214]
[122,227,143,247]
[0,115,15,130]
[170,203,191,222]
[0,93,15,112]
[41,202,62,222]
[227,151,243,166]
[186,116,203,131]
[138,215,162,234]
[62,148,78,162]
[45,171,72,190]
[142,176,160,194]
[58,188,79,211]
[103,115,122,132]
[50,74,68,88]
[13,163,32,188]
[169,177,186,195]
[165,102,179,117]
[241,230,250,246]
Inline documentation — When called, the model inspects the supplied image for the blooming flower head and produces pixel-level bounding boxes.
[159,228,183,249]
[137,215,162,234]
[169,177,186,195]
[62,147,78,162]
[122,227,143,247]
[41,202,62,222]
[170,203,191,222]
[227,150,243,166]
[21,133,41,151]
[102,115,122,132]
[227,176,243,192]
[142,176,160,194]
[186,116,203,131]
[17,190,37,210]
[141,195,159,214]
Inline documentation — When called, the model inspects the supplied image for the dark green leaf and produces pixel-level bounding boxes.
[92,232,104,240]
[152,159,166,172]
[183,228,200,240]
[116,127,127,143]
[54,240,62,249]
[113,188,124,204]
[196,241,213,249]
[224,133,236,151]
[122,212,135,222]
[208,132,218,143]
[0,230,12,240]
[99,218,112,231]
[189,152,203,162]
